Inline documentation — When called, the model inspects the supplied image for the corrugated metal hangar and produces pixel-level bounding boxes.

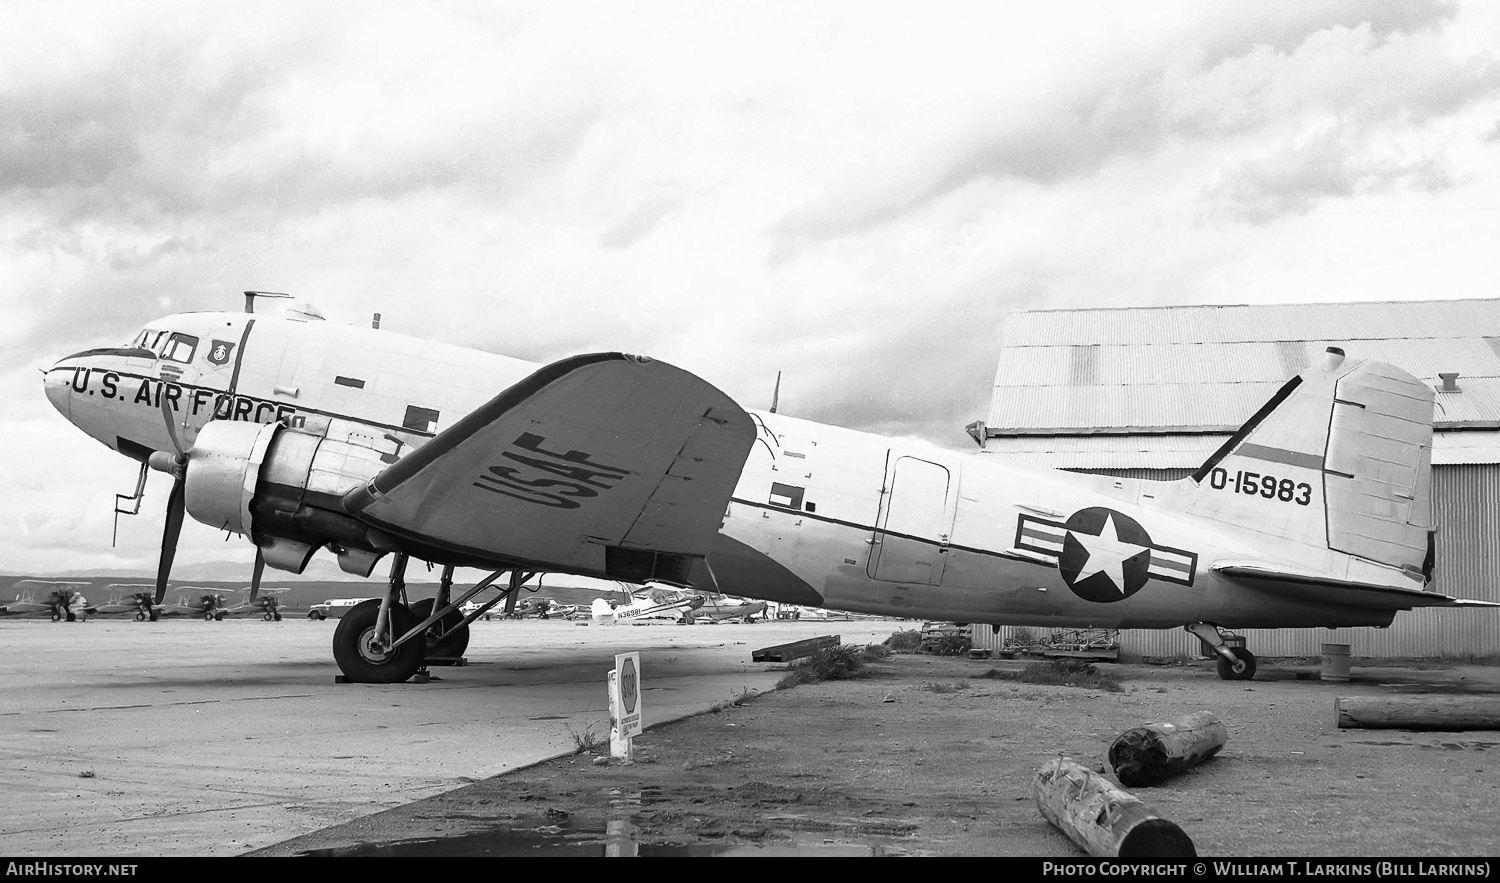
[973,298,1500,659]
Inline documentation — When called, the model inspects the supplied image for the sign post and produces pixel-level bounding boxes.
[608,652,642,762]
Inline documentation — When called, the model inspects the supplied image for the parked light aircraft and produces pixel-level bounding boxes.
[2,580,93,621]
[674,589,767,623]
[95,584,158,620]
[155,588,231,620]
[589,585,703,624]
[43,294,1500,683]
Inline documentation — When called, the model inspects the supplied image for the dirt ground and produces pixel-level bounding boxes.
[252,651,1500,857]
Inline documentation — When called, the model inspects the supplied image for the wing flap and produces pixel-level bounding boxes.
[1214,562,1500,611]
[344,354,755,580]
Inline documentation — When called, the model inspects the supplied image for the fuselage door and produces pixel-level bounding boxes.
[868,455,954,585]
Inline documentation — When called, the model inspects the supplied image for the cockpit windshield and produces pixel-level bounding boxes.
[128,329,199,363]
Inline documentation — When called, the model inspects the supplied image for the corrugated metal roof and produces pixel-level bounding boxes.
[1000,298,1500,347]
[982,428,1500,467]
[988,299,1500,432]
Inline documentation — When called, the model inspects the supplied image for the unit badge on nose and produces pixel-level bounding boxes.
[207,340,235,366]
[1013,507,1197,602]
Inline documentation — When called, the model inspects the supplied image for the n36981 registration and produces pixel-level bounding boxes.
[1209,467,1312,505]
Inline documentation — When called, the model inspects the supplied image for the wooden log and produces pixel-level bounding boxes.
[751,634,840,662]
[1336,695,1500,731]
[1032,757,1196,858]
[1107,711,1228,787]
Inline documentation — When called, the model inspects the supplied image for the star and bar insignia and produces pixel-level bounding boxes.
[1013,506,1197,603]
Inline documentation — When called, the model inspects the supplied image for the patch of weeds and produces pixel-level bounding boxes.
[776,644,878,688]
[927,634,972,656]
[884,629,923,654]
[974,659,1125,693]
[711,686,761,712]
[918,681,968,694]
[566,722,605,754]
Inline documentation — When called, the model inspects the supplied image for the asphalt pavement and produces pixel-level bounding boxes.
[0,615,898,857]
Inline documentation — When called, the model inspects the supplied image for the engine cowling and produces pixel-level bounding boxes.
[183,421,397,575]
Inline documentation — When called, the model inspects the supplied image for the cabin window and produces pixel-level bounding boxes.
[403,405,440,434]
[160,333,199,364]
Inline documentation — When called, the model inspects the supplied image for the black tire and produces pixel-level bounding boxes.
[410,599,470,659]
[135,612,146,622]
[309,611,326,620]
[273,612,282,622]
[1216,647,1257,681]
[149,610,160,622]
[332,599,425,684]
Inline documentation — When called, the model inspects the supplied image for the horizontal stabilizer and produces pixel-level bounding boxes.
[344,353,756,583]
[1214,563,1500,611]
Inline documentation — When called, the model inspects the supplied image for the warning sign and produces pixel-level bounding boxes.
[613,652,642,738]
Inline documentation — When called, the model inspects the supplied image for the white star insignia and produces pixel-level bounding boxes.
[1069,514,1152,594]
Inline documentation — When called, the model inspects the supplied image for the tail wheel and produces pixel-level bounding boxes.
[1216,647,1257,681]
[410,599,470,659]
[332,599,425,683]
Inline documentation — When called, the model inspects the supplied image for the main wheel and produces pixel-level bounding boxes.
[332,599,425,684]
[410,599,470,659]
[1216,647,1257,681]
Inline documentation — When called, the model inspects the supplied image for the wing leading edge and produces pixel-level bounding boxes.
[343,353,755,583]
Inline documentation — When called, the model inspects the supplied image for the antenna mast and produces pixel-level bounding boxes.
[243,290,294,314]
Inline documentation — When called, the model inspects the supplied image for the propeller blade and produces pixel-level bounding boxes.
[156,477,185,605]
[159,393,185,459]
[250,549,265,602]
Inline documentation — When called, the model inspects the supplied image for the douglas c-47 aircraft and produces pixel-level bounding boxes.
[43,293,1498,683]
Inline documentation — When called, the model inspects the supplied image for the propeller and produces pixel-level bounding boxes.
[148,394,270,606]
[249,548,265,603]
[148,395,191,605]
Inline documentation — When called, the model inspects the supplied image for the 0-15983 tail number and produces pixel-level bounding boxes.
[1209,467,1312,506]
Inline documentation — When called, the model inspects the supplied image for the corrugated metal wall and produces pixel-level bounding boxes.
[971,465,1500,658]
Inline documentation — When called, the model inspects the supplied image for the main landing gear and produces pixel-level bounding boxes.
[330,556,535,684]
[1186,623,1257,681]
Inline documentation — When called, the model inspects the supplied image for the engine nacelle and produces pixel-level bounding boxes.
[183,421,397,575]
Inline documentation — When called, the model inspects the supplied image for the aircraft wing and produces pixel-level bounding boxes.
[1213,563,1500,610]
[343,353,755,584]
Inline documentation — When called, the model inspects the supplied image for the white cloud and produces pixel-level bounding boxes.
[4,0,1500,573]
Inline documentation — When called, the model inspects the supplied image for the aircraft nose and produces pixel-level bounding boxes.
[43,363,71,420]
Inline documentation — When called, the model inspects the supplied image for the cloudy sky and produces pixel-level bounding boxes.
[4,0,1499,578]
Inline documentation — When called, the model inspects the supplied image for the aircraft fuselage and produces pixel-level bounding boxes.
[44,308,1405,632]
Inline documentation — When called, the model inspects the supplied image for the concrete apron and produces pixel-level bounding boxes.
[0,617,896,857]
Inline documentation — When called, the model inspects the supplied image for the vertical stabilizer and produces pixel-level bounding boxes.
[1182,349,1434,579]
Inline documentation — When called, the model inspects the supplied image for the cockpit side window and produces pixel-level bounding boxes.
[161,332,199,364]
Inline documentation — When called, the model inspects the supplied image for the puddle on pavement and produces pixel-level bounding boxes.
[298,788,905,857]
[296,819,891,856]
